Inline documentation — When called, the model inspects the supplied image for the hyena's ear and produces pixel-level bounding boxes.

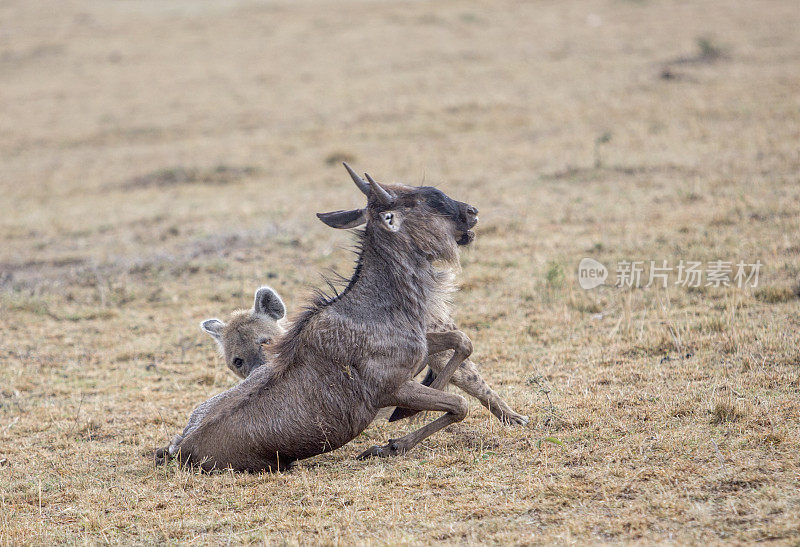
[200,319,225,341]
[254,286,286,320]
[316,209,366,229]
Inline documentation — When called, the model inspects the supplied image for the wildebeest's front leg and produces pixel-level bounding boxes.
[357,381,469,459]
[154,387,236,466]
[390,356,529,425]
[419,355,530,425]
[423,330,473,390]
[358,331,472,459]
[388,330,479,422]
[389,319,528,424]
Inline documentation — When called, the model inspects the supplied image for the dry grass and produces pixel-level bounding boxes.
[2,0,799,543]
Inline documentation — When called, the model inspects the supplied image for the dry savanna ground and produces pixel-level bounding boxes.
[1,0,799,543]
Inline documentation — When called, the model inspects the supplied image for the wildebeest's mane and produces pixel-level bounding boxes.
[271,229,366,368]
[317,234,366,306]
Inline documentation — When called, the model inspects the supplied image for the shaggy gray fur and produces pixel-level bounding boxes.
[157,169,483,472]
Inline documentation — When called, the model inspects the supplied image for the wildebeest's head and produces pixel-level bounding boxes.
[200,286,287,379]
[317,163,478,262]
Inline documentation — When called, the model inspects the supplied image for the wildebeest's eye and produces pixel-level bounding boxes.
[262,339,272,346]
[232,357,244,368]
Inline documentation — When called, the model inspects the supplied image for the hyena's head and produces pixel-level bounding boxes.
[200,286,287,379]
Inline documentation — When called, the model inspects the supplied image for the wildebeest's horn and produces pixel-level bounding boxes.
[364,173,394,206]
[342,162,370,196]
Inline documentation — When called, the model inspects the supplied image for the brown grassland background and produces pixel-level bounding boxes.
[1,0,799,543]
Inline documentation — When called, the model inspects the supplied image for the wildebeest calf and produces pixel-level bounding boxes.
[157,165,484,471]
[203,281,526,426]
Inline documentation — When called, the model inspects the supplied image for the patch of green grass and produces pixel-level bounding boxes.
[754,285,798,304]
[544,261,565,289]
[710,399,743,424]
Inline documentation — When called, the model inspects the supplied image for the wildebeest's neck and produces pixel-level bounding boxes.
[271,224,456,369]
[333,224,453,330]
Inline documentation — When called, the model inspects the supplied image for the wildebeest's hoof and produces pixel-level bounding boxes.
[503,412,530,426]
[357,439,402,459]
[154,447,170,466]
[357,445,386,459]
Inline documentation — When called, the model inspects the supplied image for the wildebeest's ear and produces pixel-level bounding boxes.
[254,286,286,320]
[200,319,225,340]
[316,209,366,229]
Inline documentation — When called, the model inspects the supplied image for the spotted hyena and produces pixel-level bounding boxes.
[157,286,287,463]
[200,285,287,379]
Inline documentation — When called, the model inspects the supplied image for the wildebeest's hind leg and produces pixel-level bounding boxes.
[357,381,469,459]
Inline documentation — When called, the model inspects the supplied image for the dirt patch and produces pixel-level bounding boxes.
[119,165,260,191]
